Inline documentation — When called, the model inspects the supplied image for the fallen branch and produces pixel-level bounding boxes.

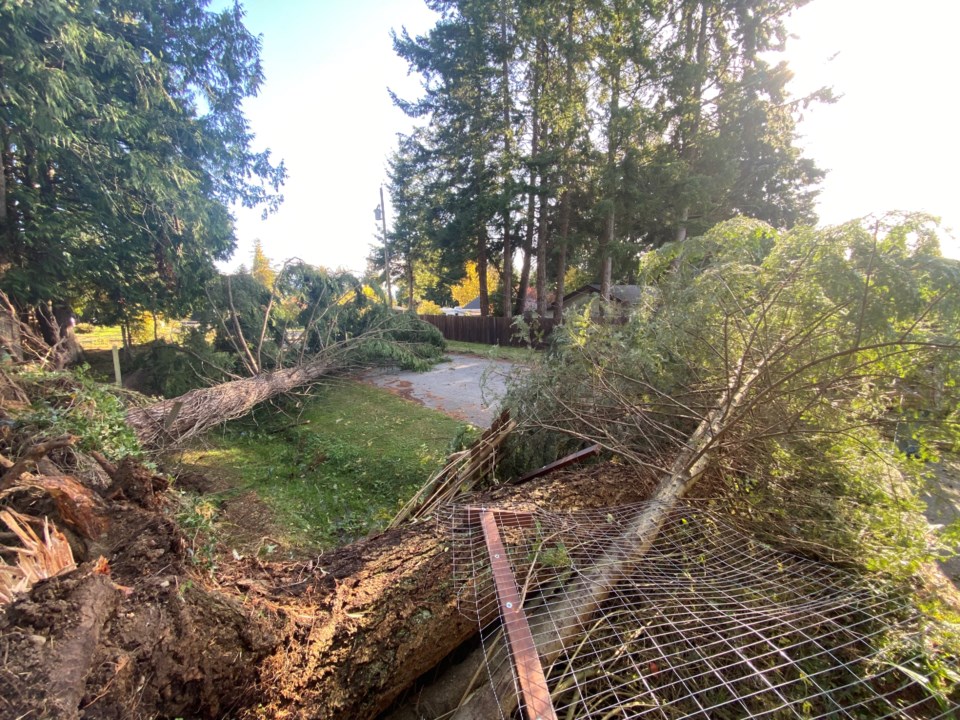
[0,435,78,491]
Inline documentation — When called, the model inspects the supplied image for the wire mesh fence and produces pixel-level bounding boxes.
[443,501,956,719]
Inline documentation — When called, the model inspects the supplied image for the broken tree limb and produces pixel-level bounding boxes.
[0,435,78,490]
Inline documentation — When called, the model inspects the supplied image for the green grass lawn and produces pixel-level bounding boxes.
[75,320,185,351]
[179,379,475,550]
[444,339,538,363]
[76,325,125,350]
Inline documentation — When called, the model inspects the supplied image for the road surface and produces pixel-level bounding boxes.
[363,353,519,427]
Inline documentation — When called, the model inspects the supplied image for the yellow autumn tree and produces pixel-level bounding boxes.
[251,239,276,289]
[450,261,499,308]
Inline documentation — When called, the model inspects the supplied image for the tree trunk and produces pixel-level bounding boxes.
[675,205,689,243]
[501,0,513,320]
[515,57,542,317]
[127,353,342,448]
[252,464,654,720]
[674,3,709,244]
[0,127,7,227]
[535,188,549,317]
[477,228,490,317]
[35,302,82,366]
[552,5,577,326]
[599,61,621,303]
[553,189,571,324]
[515,189,535,316]
[53,303,82,364]
[406,250,415,312]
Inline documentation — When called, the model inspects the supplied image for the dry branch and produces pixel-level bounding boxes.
[0,434,78,490]
[0,291,73,368]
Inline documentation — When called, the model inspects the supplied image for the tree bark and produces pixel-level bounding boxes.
[126,353,342,448]
[501,0,514,320]
[477,227,490,316]
[553,189,571,324]
[535,187,549,317]
[0,127,7,227]
[251,465,655,720]
[515,54,543,317]
[515,188,535,316]
[406,248,415,312]
[599,60,621,303]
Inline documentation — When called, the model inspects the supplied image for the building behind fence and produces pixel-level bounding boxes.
[419,314,555,347]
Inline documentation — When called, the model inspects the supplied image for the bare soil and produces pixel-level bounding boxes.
[0,461,279,720]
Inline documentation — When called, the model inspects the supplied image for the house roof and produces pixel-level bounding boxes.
[462,297,482,310]
[563,283,642,304]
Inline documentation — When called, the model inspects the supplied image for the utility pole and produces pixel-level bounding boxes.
[378,186,393,308]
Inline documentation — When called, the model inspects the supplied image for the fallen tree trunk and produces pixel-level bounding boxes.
[127,355,340,449]
[0,451,652,720]
[245,464,656,720]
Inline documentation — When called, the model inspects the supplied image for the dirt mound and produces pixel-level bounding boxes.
[1,460,280,720]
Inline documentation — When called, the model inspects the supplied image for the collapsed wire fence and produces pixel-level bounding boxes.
[444,501,957,719]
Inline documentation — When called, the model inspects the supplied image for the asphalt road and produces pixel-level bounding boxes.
[363,353,519,427]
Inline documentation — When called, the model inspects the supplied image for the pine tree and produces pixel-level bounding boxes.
[0,0,285,341]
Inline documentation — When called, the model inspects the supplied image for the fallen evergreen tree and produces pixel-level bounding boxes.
[1,216,959,719]
[450,214,960,717]
[126,267,446,448]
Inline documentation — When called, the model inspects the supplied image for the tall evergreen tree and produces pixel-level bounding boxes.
[389,0,823,315]
[0,0,285,341]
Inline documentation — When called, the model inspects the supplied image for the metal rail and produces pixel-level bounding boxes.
[478,509,558,720]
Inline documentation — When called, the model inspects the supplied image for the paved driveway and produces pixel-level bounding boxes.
[364,353,519,427]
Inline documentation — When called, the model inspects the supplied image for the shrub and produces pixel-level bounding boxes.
[416,299,443,315]
[13,366,144,460]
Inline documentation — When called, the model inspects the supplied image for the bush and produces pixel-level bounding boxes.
[13,366,144,460]
[131,333,237,398]
[416,299,443,315]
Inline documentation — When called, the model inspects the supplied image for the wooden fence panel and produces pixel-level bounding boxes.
[419,315,554,347]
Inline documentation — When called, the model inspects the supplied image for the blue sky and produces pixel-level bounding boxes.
[224,0,959,273]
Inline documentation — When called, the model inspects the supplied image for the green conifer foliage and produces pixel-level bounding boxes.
[0,0,285,333]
